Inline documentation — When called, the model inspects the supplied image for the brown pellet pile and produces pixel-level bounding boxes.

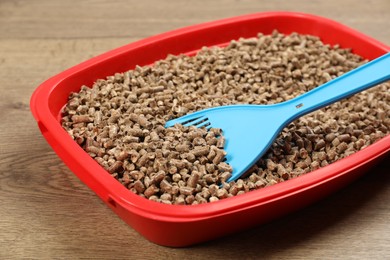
[62,31,390,205]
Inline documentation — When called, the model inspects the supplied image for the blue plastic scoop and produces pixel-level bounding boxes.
[165,52,390,182]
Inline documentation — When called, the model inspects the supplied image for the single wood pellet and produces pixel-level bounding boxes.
[62,31,390,205]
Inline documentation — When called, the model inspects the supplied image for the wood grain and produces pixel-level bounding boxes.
[0,0,389,259]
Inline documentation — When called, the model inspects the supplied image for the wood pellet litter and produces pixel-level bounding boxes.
[62,31,390,205]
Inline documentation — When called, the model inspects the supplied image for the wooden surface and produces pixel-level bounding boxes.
[1,0,389,259]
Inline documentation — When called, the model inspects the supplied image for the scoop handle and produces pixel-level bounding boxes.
[284,52,390,121]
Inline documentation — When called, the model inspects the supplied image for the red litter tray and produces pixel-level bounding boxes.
[30,12,390,247]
